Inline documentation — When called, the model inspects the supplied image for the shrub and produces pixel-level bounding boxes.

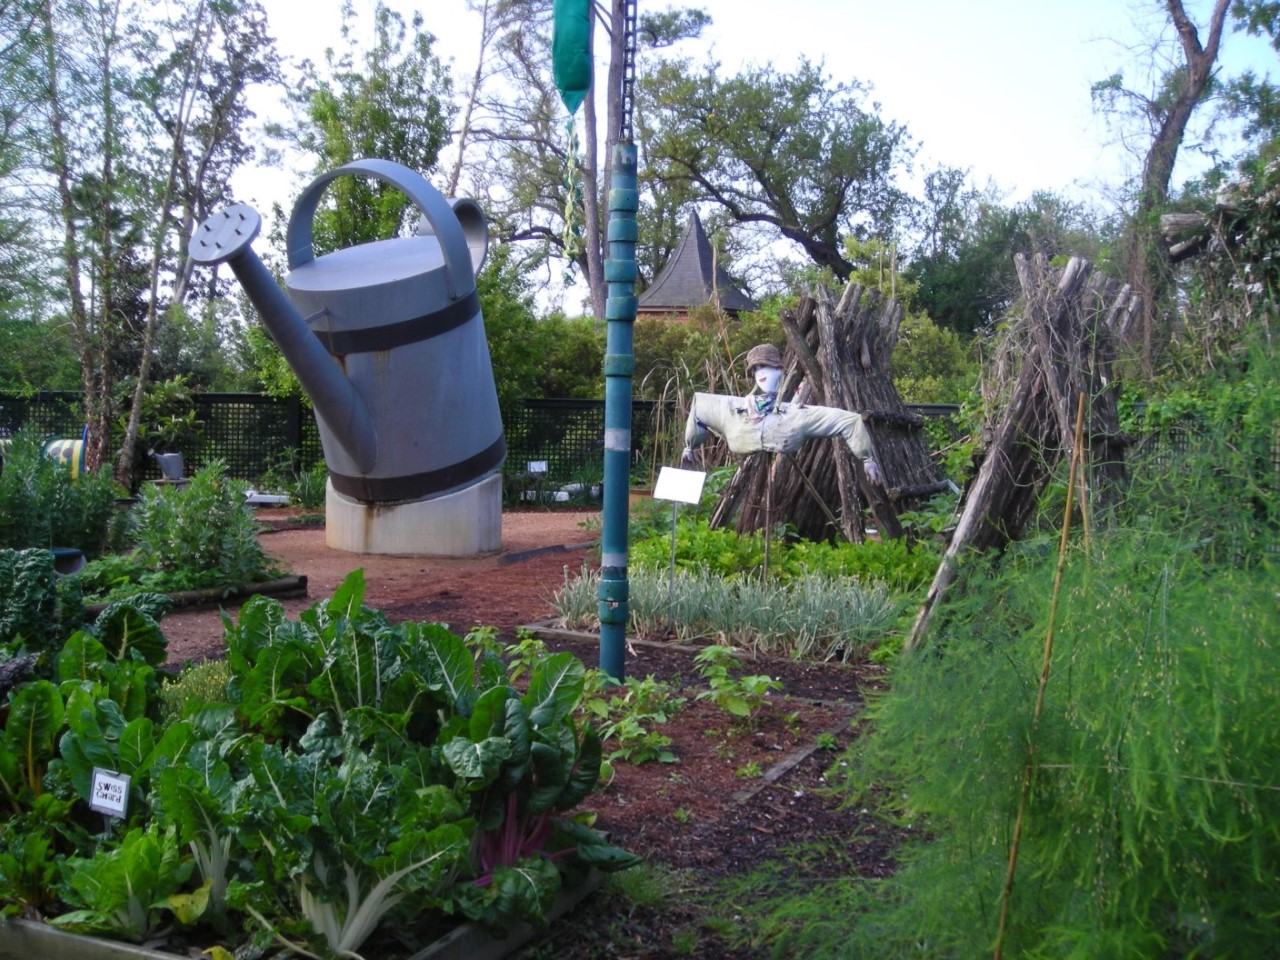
[0,426,123,558]
[124,460,281,593]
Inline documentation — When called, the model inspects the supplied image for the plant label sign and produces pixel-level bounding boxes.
[527,460,549,474]
[90,767,131,819]
[653,466,705,505]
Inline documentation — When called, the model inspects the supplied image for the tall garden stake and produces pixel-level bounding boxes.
[993,392,1087,959]
[553,0,639,680]
[598,135,638,680]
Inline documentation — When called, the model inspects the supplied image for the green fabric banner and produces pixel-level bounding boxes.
[552,0,592,115]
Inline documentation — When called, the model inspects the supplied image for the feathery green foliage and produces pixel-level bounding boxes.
[814,345,1280,957]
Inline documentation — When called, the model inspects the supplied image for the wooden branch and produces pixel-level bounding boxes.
[863,410,924,428]
[887,479,952,502]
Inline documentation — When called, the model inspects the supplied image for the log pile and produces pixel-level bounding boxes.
[709,281,946,542]
[907,254,1137,649]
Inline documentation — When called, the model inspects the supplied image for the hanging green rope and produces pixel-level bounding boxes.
[552,0,591,282]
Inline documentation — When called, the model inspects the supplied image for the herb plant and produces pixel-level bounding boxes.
[693,645,781,724]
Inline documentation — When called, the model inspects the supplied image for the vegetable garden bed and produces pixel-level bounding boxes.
[0,872,599,960]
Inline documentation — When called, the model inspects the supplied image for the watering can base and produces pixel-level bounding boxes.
[324,474,502,557]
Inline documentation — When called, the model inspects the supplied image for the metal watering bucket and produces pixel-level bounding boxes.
[188,160,505,555]
[283,160,503,503]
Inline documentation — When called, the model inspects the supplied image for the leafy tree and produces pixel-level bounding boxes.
[534,313,604,399]
[840,237,975,403]
[1092,0,1232,375]
[281,0,453,255]
[455,0,708,319]
[475,242,546,420]
[641,57,915,283]
[22,0,276,486]
[906,186,1108,336]
[1222,1,1280,140]
[0,0,46,322]
[116,0,281,484]
[0,318,79,392]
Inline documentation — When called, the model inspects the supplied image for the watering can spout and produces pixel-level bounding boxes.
[188,204,378,473]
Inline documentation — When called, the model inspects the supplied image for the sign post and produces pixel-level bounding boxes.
[652,466,706,633]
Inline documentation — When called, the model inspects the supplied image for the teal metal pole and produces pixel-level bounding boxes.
[599,141,638,681]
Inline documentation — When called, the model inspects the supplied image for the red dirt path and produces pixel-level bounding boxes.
[160,507,599,665]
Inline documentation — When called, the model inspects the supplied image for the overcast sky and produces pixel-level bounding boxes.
[234,0,1278,214]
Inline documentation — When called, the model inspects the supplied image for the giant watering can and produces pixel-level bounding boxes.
[188,160,505,556]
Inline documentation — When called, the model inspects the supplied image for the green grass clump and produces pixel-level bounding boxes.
[553,565,899,661]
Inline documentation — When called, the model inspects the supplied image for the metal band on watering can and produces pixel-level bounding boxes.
[309,288,482,355]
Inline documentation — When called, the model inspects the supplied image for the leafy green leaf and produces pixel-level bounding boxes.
[559,726,602,810]
[90,599,169,666]
[443,736,513,783]
[55,632,109,685]
[408,622,476,714]
[6,679,64,793]
[523,652,584,728]
[456,857,560,934]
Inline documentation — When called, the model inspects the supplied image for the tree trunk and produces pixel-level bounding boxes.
[1128,0,1230,376]
[907,254,1135,649]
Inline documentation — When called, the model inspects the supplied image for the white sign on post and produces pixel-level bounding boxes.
[652,466,705,505]
[90,767,131,819]
[527,460,548,474]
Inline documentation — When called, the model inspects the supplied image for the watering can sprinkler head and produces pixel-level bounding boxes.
[187,202,379,474]
[189,204,262,266]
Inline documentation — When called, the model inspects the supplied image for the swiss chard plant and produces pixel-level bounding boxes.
[212,572,637,951]
[441,649,640,931]
[2,570,638,956]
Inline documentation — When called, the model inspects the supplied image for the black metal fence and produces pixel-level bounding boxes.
[0,392,325,483]
[0,392,960,497]
[0,393,671,490]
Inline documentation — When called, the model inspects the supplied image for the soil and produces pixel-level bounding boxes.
[159,507,900,958]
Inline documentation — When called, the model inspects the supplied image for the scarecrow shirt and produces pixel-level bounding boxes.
[683,392,878,462]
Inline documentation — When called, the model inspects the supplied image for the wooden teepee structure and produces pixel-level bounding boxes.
[709,281,948,542]
[906,254,1138,649]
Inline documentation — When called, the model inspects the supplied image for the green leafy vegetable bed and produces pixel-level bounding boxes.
[0,568,635,959]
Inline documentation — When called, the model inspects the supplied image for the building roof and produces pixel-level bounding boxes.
[636,211,758,315]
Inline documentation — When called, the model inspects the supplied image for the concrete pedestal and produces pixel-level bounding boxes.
[324,473,503,557]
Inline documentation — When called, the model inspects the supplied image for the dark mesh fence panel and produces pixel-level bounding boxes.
[1,393,978,499]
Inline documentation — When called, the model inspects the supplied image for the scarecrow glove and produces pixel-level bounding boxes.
[864,459,882,485]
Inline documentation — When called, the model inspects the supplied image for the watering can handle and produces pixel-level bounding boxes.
[286,159,480,300]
